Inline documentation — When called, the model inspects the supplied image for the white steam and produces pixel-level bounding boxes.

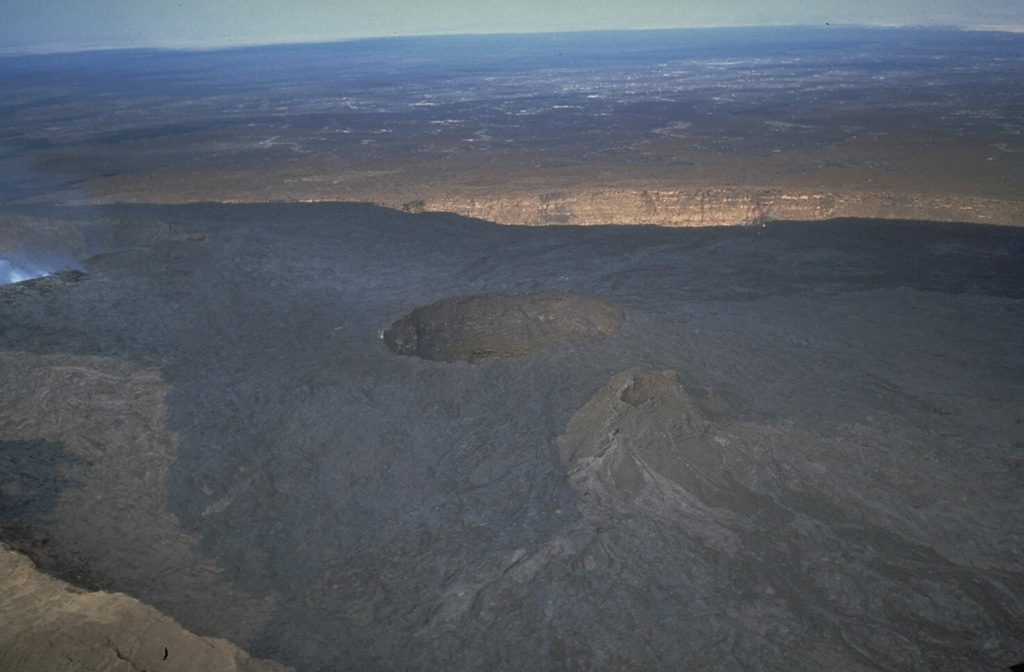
[0,251,82,285]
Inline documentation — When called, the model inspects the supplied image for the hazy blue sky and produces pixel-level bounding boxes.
[4,0,1024,53]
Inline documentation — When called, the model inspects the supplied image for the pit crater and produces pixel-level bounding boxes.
[382,291,625,364]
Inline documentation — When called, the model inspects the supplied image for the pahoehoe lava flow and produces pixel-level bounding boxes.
[0,203,1022,672]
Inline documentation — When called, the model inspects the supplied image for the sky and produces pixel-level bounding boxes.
[3,0,1024,53]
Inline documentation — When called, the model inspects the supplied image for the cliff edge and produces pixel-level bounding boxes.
[0,543,293,672]
[390,187,1024,227]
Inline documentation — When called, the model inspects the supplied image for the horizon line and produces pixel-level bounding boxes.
[3,22,1023,57]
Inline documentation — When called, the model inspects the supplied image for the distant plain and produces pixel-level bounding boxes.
[2,28,1022,213]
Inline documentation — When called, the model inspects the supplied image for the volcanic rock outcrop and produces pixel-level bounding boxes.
[558,368,741,507]
[382,291,624,363]
[0,542,293,672]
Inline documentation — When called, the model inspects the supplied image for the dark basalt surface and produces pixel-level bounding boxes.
[1,202,1023,672]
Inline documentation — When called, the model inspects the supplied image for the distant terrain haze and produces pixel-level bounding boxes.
[4,0,1024,53]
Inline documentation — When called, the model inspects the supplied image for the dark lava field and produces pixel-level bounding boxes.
[1,202,1022,671]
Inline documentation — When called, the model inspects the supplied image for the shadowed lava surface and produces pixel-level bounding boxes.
[0,202,1023,671]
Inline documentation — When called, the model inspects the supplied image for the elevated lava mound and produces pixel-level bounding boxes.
[382,292,624,364]
[558,368,742,507]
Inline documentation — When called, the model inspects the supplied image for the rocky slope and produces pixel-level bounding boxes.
[0,542,293,672]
